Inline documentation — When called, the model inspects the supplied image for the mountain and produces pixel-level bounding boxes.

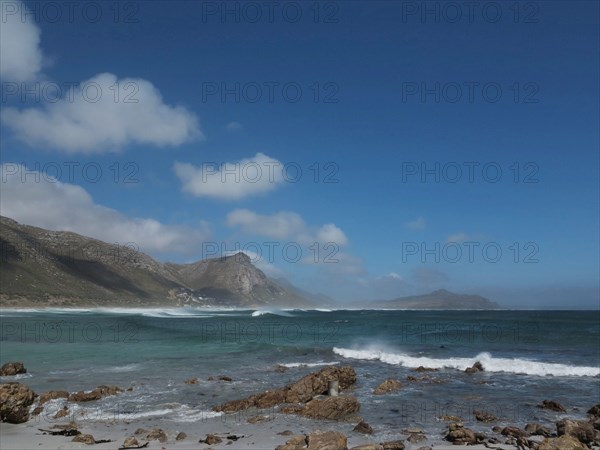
[369,289,500,310]
[0,216,313,308]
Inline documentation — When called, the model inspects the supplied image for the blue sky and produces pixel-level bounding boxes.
[1,0,598,308]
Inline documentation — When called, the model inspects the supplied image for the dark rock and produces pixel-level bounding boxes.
[538,434,587,450]
[123,436,139,447]
[184,378,198,385]
[72,434,95,445]
[68,385,121,402]
[53,406,69,419]
[146,428,167,443]
[277,430,294,436]
[406,433,426,443]
[275,365,288,373]
[0,382,36,423]
[412,366,437,372]
[353,420,373,434]
[501,426,526,438]
[199,433,222,445]
[175,432,186,441]
[349,445,382,450]
[247,415,271,424]
[306,431,347,450]
[0,362,26,376]
[539,400,566,412]
[465,361,484,373]
[299,395,360,420]
[381,441,405,449]
[525,423,552,437]
[439,415,463,422]
[38,390,69,405]
[474,409,497,422]
[276,435,307,450]
[445,423,477,445]
[373,379,402,395]
[557,419,599,445]
[213,365,356,413]
[587,404,600,418]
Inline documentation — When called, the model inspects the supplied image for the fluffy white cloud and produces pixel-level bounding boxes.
[0,0,43,82]
[174,153,285,200]
[1,73,201,153]
[226,209,348,247]
[446,232,471,243]
[225,121,243,132]
[0,164,211,256]
[406,216,426,230]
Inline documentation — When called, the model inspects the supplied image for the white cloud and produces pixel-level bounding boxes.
[225,121,243,132]
[174,153,285,200]
[1,72,201,153]
[446,232,471,243]
[0,164,211,256]
[0,0,43,82]
[226,209,306,240]
[406,216,426,230]
[226,209,348,247]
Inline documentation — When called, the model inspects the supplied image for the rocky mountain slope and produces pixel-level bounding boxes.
[0,216,312,308]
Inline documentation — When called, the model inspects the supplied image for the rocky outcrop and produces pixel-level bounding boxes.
[464,361,484,374]
[213,365,356,413]
[296,395,360,420]
[199,433,222,445]
[38,390,69,405]
[445,423,483,445]
[556,419,600,445]
[373,379,401,395]
[539,400,567,412]
[72,434,95,445]
[525,423,552,437]
[68,385,121,402]
[276,431,347,450]
[474,410,497,422]
[353,420,373,434]
[0,382,36,423]
[0,362,26,376]
[538,434,587,450]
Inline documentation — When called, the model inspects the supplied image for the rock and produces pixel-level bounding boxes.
[539,400,566,412]
[588,404,600,418]
[175,432,186,441]
[439,414,463,422]
[54,406,69,419]
[353,420,373,434]
[349,445,383,450]
[557,419,599,445]
[0,362,26,376]
[306,431,347,450]
[213,365,356,413]
[275,365,288,373]
[474,409,497,422]
[68,385,121,402]
[146,428,167,443]
[406,433,426,443]
[208,375,232,382]
[277,430,294,436]
[299,395,360,420]
[381,442,405,450]
[525,423,552,437]
[38,390,69,405]
[412,366,437,372]
[445,423,477,445]
[373,379,402,395]
[72,434,95,445]
[276,435,307,450]
[123,437,139,447]
[184,378,198,384]
[32,406,43,416]
[465,361,484,373]
[0,382,36,423]
[199,433,222,445]
[501,426,526,438]
[538,434,587,450]
[134,428,147,435]
[247,415,272,424]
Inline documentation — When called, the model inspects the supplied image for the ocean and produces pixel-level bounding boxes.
[1,308,599,444]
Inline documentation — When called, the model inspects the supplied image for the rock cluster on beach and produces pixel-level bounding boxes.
[1,360,600,450]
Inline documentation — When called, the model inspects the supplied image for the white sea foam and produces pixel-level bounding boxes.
[281,361,339,368]
[251,309,294,317]
[333,347,600,377]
